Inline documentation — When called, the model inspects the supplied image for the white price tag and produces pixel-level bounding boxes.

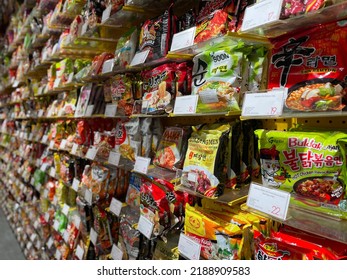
[40,163,49,172]
[53,196,58,205]
[102,59,114,74]
[108,151,121,166]
[104,104,117,117]
[47,237,54,249]
[90,228,98,245]
[85,105,94,117]
[55,249,61,260]
[49,140,55,149]
[102,5,112,23]
[30,178,35,186]
[59,139,67,150]
[53,220,60,231]
[85,189,93,205]
[170,27,196,52]
[111,244,123,260]
[72,178,80,192]
[178,233,201,260]
[74,216,81,229]
[86,146,97,160]
[75,245,84,260]
[49,168,56,178]
[63,230,69,243]
[20,132,24,139]
[199,90,219,104]
[34,220,40,229]
[137,215,154,239]
[173,95,198,115]
[38,109,44,118]
[241,90,285,117]
[13,80,19,88]
[45,213,50,223]
[247,183,290,220]
[188,172,198,183]
[67,73,74,84]
[241,0,282,31]
[134,156,151,175]
[30,233,37,242]
[130,50,150,67]
[109,198,123,217]
[43,189,49,199]
[29,133,33,141]
[62,204,70,216]
[81,22,88,35]
[71,143,79,155]
[42,135,48,143]
[53,78,61,89]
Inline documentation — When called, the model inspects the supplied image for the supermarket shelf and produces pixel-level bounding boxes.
[240,110,347,120]
[239,1,347,38]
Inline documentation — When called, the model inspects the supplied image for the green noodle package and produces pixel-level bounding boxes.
[255,129,347,219]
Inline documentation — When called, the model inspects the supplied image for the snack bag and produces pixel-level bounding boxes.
[114,27,138,69]
[255,129,347,219]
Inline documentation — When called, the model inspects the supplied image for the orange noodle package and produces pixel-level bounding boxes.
[269,20,347,112]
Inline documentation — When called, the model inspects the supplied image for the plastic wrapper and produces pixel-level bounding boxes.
[75,84,92,117]
[88,52,114,77]
[125,172,142,208]
[269,21,347,112]
[255,128,347,219]
[114,27,138,69]
[192,46,243,113]
[92,205,113,257]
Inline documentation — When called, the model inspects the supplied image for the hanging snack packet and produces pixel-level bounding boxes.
[192,46,243,113]
[269,21,347,112]
[153,126,191,171]
[182,123,231,198]
[255,129,347,219]
[114,27,138,69]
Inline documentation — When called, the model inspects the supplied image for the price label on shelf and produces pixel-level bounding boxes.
[49,140,55,149]
[90,228,98,245]
[42,135,48,144]
[45,213,50,223]
[13,80,19,88]
[104,104,117,117]
[62,204,70,216]
[86,146,97,160]
[240,0,282,31]
[85,189,93,205]
[108,151,121,166]
[173,95,198,115]
[170,27,196,52]
[130,50,150,66]
[178,233,201,260]
[67,73,74,84]
[63,230,69,243]
[72,178,80,192]
[81,22,88,36]
[34,220,40,230]
[241,89,285,117]
[101,5,112,23]
[247,183,290,221]
[53,220,60,231]
[134,156,151,175]
[40,163,49,172]
[43,189,49,199]
[53,196,58,205]
[111,244,123,260]
[55,249,62,260]
[47,237,54,249]
[199,90,219,104]
[38,109,44,118]
[102,59,114,74]
[29,133,33,141]
[109,198,123,217]
[30,178,35,186]
[137,215,154,239]
[53,78,61,89]
[30,233,37,242]
[85,105,94,117]
[71,143,79,155]
[36,183,42,192]
[74,216,81,229]
[75,245,84,260]
[59,139,67,150]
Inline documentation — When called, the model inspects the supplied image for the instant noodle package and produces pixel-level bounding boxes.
[255,129,347,219]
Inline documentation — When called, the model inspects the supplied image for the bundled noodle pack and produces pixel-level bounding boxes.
[255,129,347,219]
[269,21,347,112]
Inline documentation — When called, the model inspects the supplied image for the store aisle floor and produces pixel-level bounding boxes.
[0,209,25,260]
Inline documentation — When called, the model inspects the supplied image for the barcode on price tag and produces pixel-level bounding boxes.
[173,95,198,115]
[86,146,97,160]
[104,104,117,117]
[170,27,196,52]
[137,215,154,239]
[71,143,79,155]
[90,228,98,245]
[241,0,282,31]
[85,105,94,117]
[110,198,123,217]
[178,233,201,260]
[72,178,80,192]
[102,59,114,74]
[108,151,121,166]
[241,89,285,117]
[111,244,123,260]
[134,156,151,175]
[130,50,150,66]
[247,183,290,220]
[75,245,84,260]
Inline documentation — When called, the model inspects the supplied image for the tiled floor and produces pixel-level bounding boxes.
[0,209,25,260]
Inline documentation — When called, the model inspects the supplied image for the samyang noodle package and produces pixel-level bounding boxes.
[255,129,347,219]
[269,21,347,112]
